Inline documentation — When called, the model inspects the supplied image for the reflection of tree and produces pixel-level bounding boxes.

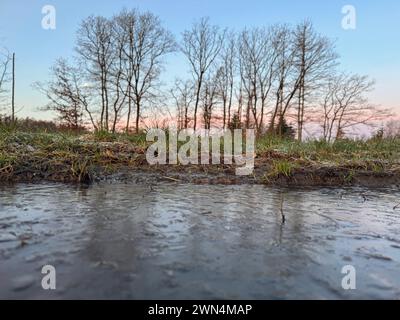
[0,184,17,211]
[81,184,144,269]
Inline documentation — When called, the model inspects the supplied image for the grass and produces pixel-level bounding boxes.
[255,134,400,183]
[0,125,148,182]
[1,124,399,183]
[268,160,298,178]
[256,135,400,166]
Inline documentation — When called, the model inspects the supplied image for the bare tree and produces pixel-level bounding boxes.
[201,72,220,129]
[35,58,92,130]
[294,20,338,141]
[171,78,194,129]
[238,26,278,133]
[320,73,387,142]
[238,29,261,130]
[109,13,130,133]
[76,16,114,131]
[74,10,175,133]
[114,9,176,133]
[216,31,236,129]
[113,9,136,133]
[141,98,172,130]
[257,29,279,133]
[181,17,225,130]
[268,24,299,135]
[384,120,400,138]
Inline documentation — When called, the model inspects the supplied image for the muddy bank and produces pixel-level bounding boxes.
[117,165,400,188]
[2,162,400,188]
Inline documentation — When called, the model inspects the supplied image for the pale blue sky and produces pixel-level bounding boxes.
[0,0,399,119]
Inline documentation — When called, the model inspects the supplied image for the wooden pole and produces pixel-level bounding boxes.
[11,52,15,124]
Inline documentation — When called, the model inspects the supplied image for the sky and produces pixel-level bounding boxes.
[0,0,399,120]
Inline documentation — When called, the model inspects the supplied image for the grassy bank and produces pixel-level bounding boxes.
[1,126,400,186]
[0,127,148,182]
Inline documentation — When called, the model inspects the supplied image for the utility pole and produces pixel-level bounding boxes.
[11,52,15,124]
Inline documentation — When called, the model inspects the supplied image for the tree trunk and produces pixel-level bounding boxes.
[222,98,227,129]
[104,77,109,132]
[227,82,233,129]
[184,104,189,129]
[193,73,203,131]
[126,86,132,133]
[135,98,140,134]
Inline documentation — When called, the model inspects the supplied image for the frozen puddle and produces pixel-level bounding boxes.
[1,182,400,299]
